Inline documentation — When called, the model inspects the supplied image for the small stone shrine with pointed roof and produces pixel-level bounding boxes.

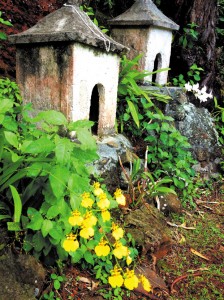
[9,0,127,136]
[109,0,179,85]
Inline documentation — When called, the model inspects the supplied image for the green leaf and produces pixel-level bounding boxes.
[55,138,73,165]
[27,207,44,230]
[84,251,94,265]
[71,249,83,263]
[9,185,22,223]
[32,231,45,252]
[33,110,68,125]
[4,131,19,149]
[76,127,97,150]
[49,224,63,241]
[54,280,61,290]
[49,165,70,198]
[23,234,34,252]
[0,98,14,114]
[41,219,53,237]
[22,137,55,154]
[127,100,139,128]
[156,187,176,195]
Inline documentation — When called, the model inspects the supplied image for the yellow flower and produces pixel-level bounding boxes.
[93,182,104,196]
[81,192,94,208]
[101,209,111,222]
[97,193,110,209]
[114,188,126,206]
[79,226,94,239]
[69,210,83,226]
[124,269,139,290]
[126,255,132,265]
[95,239,110,257]
[113,241,128,259]
[83,211,97,227]
[111,222,124,240]
[139,275,152,292]
[108,266,124,288]
[62,233,79,252]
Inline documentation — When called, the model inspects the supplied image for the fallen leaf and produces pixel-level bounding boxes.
[167,221,196,230]
[179,234,186,244]
[78,276,91,284]
[190,248,210,261]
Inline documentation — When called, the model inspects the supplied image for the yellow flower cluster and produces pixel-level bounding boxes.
[62,182,152,294]
[63,183,125,252]
[108,266,152,292]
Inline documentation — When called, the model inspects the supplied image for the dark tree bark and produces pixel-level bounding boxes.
[159,0,217,103]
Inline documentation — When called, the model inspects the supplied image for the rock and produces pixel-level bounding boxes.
[0,246,46,300]
[124,204,173,255]
[165,92,222,178]
[92,134,135,191]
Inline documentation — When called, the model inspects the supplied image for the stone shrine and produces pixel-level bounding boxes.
[109,0,179,85]
[9,0,127,136]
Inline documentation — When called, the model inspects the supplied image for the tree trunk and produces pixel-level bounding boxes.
[159,0,217,101]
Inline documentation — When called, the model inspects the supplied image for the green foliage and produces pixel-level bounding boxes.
[117,56,196,204]
[0,78,98,262]
[80,4,109,33]
[172,63,204,86]
[117,55,170,132]
[0,11,12,41]
[179,23,199,49]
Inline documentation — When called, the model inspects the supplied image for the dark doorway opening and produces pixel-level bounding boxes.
[89,84,99,134]
[152,53,162,83]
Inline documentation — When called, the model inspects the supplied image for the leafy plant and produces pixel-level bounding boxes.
[117,56,196,205]
[80,4,109,33]
[0,11,12,41]
[179,22,199,49]
[172,63,204,86]
[0,78,99,259]
[117,55,170,132]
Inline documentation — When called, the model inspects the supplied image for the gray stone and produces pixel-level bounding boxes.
[165,91,222,177]
[92,134,135,190]
[109,0,179,30]
[9,3,127,54]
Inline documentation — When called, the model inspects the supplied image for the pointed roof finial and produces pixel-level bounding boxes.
[65,0,81,5]
[109,0,179,30]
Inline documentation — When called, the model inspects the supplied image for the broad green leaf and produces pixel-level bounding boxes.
[32,231,45,252]
[33,110,68,126]
[49,224,63,241]
[70,249,83,263]
[49,165,70,198]
[27,207,44,230]
[0,98,13,114]
[41,219,53,237]
[23,234,34,252]
[76,127,97,150]
[4,131,19,149]
[22,137,55,154]
[55,138,73,165]
[46,205,60,219]
[84,251,94,265]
